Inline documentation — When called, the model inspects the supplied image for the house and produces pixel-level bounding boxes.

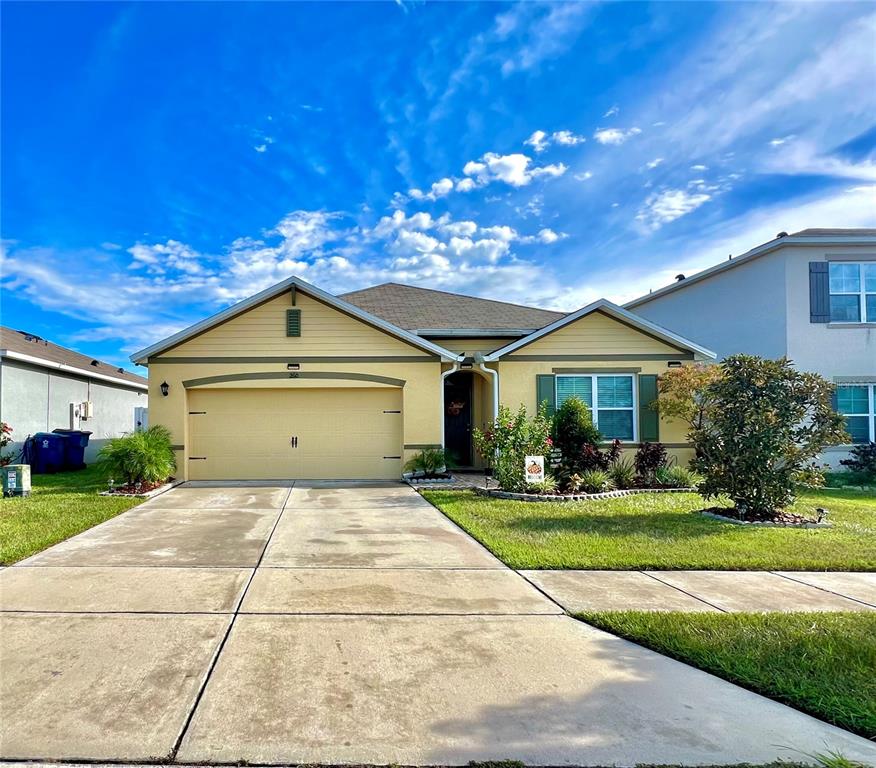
[0,326,148,462]
[625,228,876,463]
[131,278,714,481]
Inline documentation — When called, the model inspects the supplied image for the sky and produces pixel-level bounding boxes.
[2,1,875,371]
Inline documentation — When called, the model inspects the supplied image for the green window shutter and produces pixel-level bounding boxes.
[286,309,301,337]
[536,374,556,418]
[638,374,659,442]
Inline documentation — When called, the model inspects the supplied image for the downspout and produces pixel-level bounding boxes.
[440,359,461,452]
[474,353,499,423]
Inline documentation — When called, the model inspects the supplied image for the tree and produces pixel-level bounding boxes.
[654,363,722,432]
[690,355,847,518]
[551,395,602,475]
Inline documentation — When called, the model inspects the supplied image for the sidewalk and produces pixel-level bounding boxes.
[522,570,876,613]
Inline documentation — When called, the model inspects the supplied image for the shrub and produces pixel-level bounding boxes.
[473,403,552,493]
[404,447,447,477]
[528,474,558,494]
[573,469,616,494]
[691,355,847,518]
[655,465,702,489]
[840,442,876,480]
[608,456,636,489]
[552,396,601,474]
[96,425,176,486]
[0,422,13,466]
[634,442,667,485]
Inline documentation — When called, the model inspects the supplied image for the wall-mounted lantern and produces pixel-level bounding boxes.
[160,381,170,397]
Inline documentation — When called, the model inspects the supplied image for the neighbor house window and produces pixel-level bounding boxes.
[836,384,876,444]
[556,374,635,441]
[829,263,876,323]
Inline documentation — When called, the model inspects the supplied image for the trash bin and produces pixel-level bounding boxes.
[30,433,66,474]
[52,429,92,471]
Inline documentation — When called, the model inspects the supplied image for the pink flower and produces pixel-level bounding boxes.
[546,437,553,446]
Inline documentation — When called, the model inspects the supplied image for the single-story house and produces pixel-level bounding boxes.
[131,278,716,481]
[1,326,149,463]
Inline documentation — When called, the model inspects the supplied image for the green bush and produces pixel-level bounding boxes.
[608,456,636,489]
[96,426,176,487]
[840,442,876,481]
[404,447,447,477]
[572,469,616,494]
[655,465,702,489]
[692,355,847,517]
[473,403,552,493]
[527,474,558,494]
[551,396,602,475]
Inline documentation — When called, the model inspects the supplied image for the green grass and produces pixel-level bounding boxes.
[0,465,142,564]
[423,488,876,570]
[579,611,876,741]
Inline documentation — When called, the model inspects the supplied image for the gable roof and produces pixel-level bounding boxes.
[483,299,716,361]
[1,326,148,389]
[129,276,460,364]
[340,282,565,334]
[626,228,876,310]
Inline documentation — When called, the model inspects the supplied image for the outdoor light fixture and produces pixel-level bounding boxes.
[160,381,170,396]
[667,361,682,368]
[460,361,474,369]
[287,363,300,370]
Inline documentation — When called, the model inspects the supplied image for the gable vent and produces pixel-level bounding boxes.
[286,309,302,337]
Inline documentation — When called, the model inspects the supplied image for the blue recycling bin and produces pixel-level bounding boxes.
[30,433,66,474]
[52,429,92,471]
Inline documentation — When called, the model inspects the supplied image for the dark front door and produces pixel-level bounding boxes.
[444,372,473,467]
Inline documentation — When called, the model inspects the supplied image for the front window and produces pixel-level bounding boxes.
[836,384,876,444]
[556,374,635,441]
[829,262,876,323]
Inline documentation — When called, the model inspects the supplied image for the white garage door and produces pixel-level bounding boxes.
[187,387,403,480]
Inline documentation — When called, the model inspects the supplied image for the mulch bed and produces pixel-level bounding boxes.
[104,479,169,495]
[700,506,830,528]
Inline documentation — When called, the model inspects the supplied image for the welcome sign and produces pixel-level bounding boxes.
[524,455,545,484]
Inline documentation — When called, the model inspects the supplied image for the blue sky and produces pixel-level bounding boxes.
[2,1,875,370]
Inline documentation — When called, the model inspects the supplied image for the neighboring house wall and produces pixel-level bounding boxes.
[630,249,788,360]
[0,360,148,462]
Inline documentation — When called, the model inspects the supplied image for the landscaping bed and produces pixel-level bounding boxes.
[422,487,876,570]
[579,611,876,740]
[0,465,142,564]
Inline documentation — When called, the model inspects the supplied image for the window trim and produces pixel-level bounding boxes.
[836,383,876,444]
[829,262,876,324]
[555,373,638,443]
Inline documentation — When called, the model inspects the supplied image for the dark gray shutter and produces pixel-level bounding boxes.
[809,262,830,323]
[638,374,659,442]
[286,309,301,337]
[536,374,556,418]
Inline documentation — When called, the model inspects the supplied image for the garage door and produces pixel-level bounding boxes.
[187,387,403,480]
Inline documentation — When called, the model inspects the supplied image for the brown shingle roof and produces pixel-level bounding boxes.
[340,283,564,332]
[0,326,147,387]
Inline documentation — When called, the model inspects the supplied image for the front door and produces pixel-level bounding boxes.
[444,372,473,467]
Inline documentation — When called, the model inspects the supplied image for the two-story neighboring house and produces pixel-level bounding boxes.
[625,229,876,465]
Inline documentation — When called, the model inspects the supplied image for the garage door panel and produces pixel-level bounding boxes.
[187,388,402,481]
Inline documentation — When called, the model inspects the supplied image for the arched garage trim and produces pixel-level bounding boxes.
[181,371,406,389]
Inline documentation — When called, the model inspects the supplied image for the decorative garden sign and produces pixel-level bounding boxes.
[524,455,545,484]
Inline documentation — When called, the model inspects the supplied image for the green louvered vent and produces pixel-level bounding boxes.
[286,309,301,337]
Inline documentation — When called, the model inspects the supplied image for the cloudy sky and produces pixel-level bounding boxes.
[2,1,874,369]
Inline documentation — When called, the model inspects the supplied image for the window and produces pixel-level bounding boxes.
[836,384,876,444]
[556,374,635,441]
[829,262,876,323]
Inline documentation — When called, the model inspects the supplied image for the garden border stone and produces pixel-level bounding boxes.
[699,510,832,528]
[472,486,697,503]
[99,478,184,499]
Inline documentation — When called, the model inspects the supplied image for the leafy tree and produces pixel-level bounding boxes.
[654,363,722,432]
[691,355,847,517]
[551,395,602,474]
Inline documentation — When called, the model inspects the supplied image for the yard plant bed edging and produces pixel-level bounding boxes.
[99,478,184,499]
[473,486,697,503]
[699,509,832,529]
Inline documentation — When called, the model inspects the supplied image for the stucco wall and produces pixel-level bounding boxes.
[631,249,788,360]
[0,360,148,462]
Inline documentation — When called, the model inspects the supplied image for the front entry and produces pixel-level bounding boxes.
[444,371,473,467]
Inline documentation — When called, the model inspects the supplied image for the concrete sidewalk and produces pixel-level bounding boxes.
[2,481,874,766]
[523,569,876,614]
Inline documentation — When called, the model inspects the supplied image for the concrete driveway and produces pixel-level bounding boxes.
[2,482,874,766]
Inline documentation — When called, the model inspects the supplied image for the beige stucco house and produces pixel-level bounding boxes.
[131,278,715,481]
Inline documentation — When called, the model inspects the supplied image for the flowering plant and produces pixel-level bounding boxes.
[0,422,13,466]
[473,403,553,492]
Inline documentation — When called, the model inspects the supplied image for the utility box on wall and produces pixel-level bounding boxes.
[2,464,31,497]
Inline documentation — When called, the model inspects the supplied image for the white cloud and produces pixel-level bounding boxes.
[499,2,595,75]
[462,152,567,188]
[455,178,477,193]
[409,177,454,201]
[769,135,795,147]
[645,158,664,170]
[593,127,642,145]
[254,144,267,153]
[690,164,709,171]
[552,130,585,146]
[574,170,593,181]
[636,189,712,231]
[534,228,565,244]
[524,130,549,153]
[603,105,619,118]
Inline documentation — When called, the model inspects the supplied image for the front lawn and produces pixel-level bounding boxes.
[580,611,876,741]
[0,465,142,564]
[423,488,876,570]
